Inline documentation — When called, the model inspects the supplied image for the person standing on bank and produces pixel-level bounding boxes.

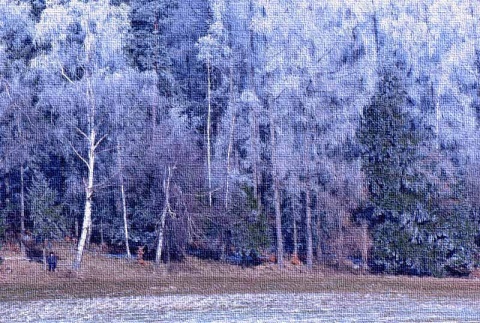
[47,251,57,272]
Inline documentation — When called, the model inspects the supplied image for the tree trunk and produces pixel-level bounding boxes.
[337,213,345,266]
[316,216,323,264]
[86,222,92,250]
[166,238,171,264]
[306,186,313,270]
[117,139,131,258]
[293,214,298,258]
[372,5,380,56]
[251,109,262,212]
[269,103,283,267]
[100,216,104,246]
[43,238,47,272]
[206,61,213,207]
[121,184,131,258]
[361,221,369,272]
[431,82,441,149]
[20,165,26,256]
[73,127,96,270]
[155,166,173,265]
[75,216,79,239]
[225,63,236,210]
[248,0,262,213]
[152,97,157,135]
[273,179,283,267]
[68,20,104,271]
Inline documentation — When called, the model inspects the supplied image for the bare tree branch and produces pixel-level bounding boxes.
[94,134,108,151]
[67,140,90,170]
[60,65,75,84]
[74,126,90,142]
[92,170,121,190]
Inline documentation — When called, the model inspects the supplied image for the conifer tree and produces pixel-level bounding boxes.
[27,171,65,239]
[359,63,478,276]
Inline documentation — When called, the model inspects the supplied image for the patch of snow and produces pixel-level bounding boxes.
[0,292,479,322]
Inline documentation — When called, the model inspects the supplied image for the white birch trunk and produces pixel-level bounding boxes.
[206,61,213,207]
[73,127,96,270]
[225,63,236,210]
[155,208,167,265]
[121,184,131,258]
[67,19,104,270]
[225,114,235,210]
[72,72,103,270]
[117,139,131,258]
[155,166,173,265]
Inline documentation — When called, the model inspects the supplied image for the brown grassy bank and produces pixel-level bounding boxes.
[1,243,480,302]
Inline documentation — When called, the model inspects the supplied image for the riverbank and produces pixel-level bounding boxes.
[1,245,480,301]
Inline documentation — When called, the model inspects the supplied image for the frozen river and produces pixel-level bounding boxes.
[1,292,480,322]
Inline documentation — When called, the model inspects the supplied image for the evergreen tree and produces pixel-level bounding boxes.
[360,65,433,274]
[27,171,65,239]
[359,64,478,276]
[128,0,176,93]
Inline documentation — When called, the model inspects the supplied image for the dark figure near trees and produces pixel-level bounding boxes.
[47,252,57,272]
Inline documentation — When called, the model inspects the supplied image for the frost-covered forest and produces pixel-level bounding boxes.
[1,0,480,276]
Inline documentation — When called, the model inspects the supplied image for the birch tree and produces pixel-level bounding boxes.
[34,0,130,270]
[197,0,231,207]
[100,70,150,257]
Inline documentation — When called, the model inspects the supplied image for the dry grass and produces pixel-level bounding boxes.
[2,242,480,301]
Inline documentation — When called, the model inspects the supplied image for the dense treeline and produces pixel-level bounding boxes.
[1,0,480,276]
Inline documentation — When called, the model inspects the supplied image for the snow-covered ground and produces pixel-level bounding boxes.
[1,292,479,322]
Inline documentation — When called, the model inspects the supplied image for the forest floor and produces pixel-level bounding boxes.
[1,242,480,302]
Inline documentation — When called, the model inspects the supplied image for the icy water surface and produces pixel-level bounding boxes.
[1,292,480,322]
